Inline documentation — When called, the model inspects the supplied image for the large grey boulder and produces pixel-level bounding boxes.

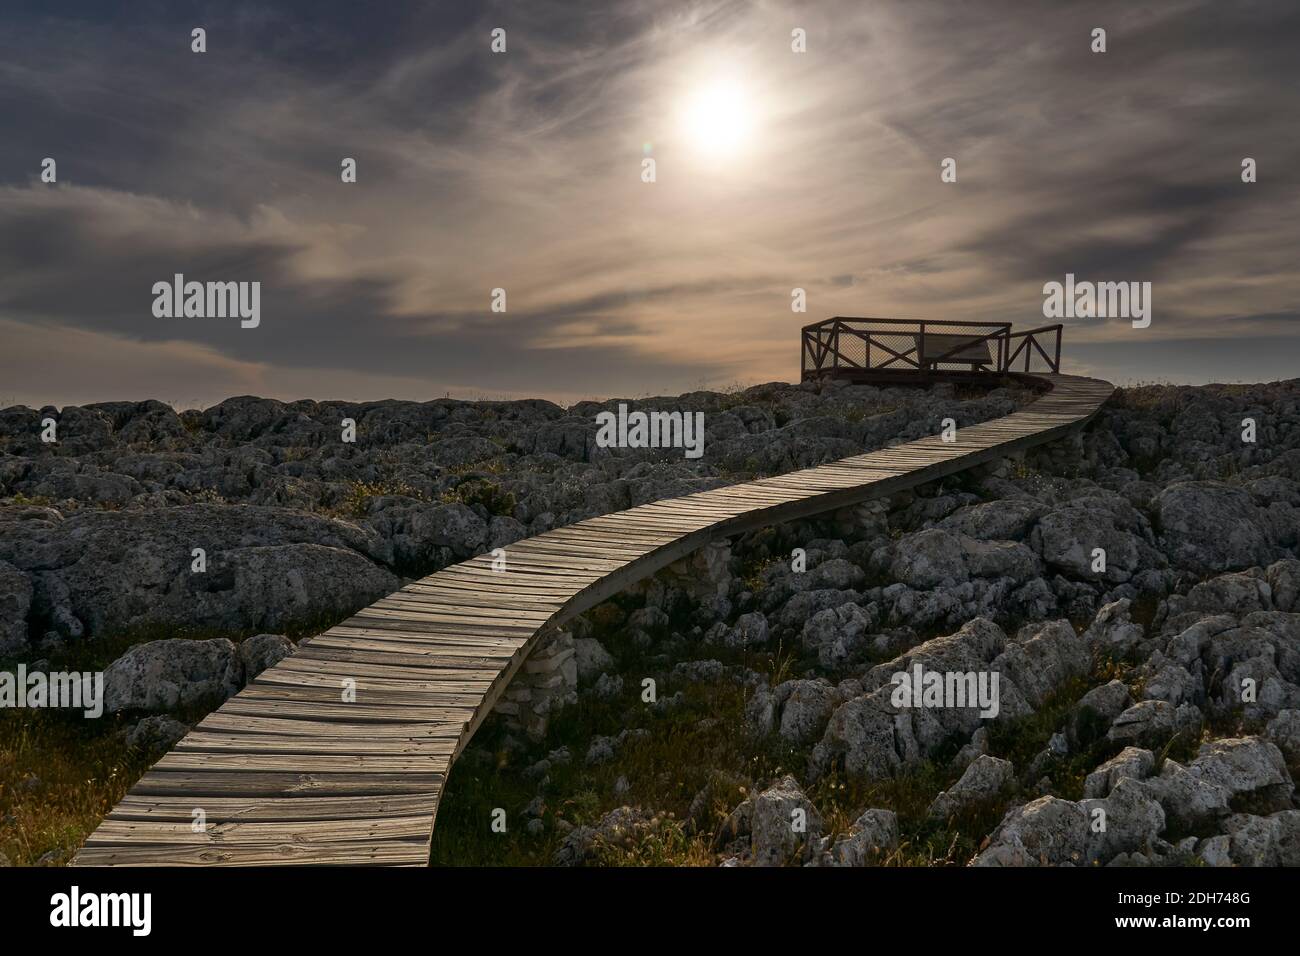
[1223,811,1300,866]
[890,529,1040,589]
[1080,777,1166,864]
[1189,738,1294,811]
[973,796,1089,866]
[890,529,969,588]
[396,502,488,561]
[1186,569,1273,615]
[1030,504,1146,583]
[1,506,396,639]
[806,558,865,591]
[1136,736,1292,833]
[1137,758,1232,831]
[191,543,399,634]
[992,620,1089,709]
[801,602,876,667]
[812,618,1031,782]
[1154,481,1274,573]
[773,588,864,631]
[938,499,1046,542]
[104,638,242,713]
[1140,658,1199,706]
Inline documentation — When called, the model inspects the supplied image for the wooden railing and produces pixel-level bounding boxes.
[801,317,1062,380]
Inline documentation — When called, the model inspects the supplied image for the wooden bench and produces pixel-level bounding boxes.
[918,333,994,370]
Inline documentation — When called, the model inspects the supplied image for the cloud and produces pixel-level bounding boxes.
[1,0,1298,404]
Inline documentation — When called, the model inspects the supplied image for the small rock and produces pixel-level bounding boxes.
[1083,747,1155,798]
[236,633,294,681]
[591,672,623,700]
[751,775,822,867]
[574,638,614,682]
[928,755,1014,820]
[827,809,899,866]
[1106,700,1201,749]
[1069,679,1133,746]
[125,715,189,757]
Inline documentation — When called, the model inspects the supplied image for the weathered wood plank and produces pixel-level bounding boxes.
[85,816,434,846]
[107,793,438,822]
[73,839,431,866]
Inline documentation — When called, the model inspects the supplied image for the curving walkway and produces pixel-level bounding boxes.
[73,373,1113,865]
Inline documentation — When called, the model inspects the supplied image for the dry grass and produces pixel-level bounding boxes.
[329,478,426,518]
[0,708,149,866]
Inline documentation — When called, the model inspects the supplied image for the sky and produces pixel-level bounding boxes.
[1,0,1297,408]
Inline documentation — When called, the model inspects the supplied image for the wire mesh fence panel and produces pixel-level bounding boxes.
[867,331,921,369]
[835,332,868,368]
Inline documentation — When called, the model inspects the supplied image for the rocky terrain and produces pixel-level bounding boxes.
[0,381,1024,656]
[4,376,1300,867]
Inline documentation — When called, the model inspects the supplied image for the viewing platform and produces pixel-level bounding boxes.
[801,317,1064,386]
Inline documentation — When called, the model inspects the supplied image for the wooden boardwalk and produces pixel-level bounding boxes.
[73,372,1113,865]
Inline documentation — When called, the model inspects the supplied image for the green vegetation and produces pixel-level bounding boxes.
[331,478,426,518]
[4,491,56,508]
[439,478,516,516]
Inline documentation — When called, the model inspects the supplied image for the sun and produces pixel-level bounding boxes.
[679,78,755,158]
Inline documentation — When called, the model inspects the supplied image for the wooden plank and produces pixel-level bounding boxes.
[250,671,495,696]
[217,697,471,723]
[292,643,512,670]
[300,634,523,661]
[85,817,434,846]
[173,732,457,756]
[154,752,450,774]
[236,682,484,708]
[126,770,446,797]
[195,712,464,738]
[74,840,430,866]
[107,793,438,822]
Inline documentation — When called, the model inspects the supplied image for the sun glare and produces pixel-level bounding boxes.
[680,78,755,158]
